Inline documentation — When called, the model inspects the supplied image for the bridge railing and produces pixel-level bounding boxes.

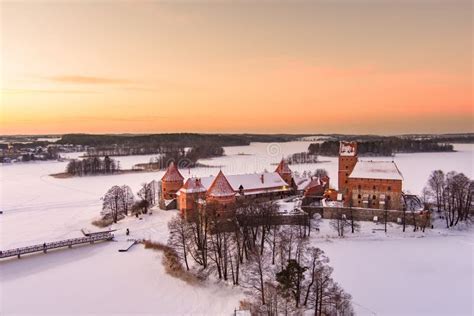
[0,232,114,259]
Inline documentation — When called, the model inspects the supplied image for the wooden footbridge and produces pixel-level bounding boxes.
[0,231,114,260]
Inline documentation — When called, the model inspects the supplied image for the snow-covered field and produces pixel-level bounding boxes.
[0,142,472,315]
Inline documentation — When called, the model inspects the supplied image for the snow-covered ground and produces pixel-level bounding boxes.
[0,142,472,315]
[0,210,244,315]
[313,220,473,316]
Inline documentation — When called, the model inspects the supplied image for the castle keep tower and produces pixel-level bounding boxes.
[161,161,184,200]
[178,177,207,217]
[275,159,293,186]
[338,141,358,194]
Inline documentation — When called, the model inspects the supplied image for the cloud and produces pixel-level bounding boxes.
[48,75,132,85]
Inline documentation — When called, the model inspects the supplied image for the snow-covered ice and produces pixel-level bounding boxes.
[313,221,473,316]
[0,141,472,315]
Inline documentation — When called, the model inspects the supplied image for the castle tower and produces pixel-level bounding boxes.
[178,177,207,217]
[275,159,293,186]
[206,170,236,212]
[161,161,184,200]
[338,141,358,194]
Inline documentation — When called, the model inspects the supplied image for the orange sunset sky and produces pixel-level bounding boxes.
[0,1,472,135]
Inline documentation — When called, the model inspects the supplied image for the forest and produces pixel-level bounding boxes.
[56,133,301,158]
[164,200,353,315]
[57,133,304,147]
[66,156,120,176]
[308,138,455,156]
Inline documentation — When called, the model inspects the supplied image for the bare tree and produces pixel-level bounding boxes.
[101,186,127,223]
[330,211,351,237]
[428,170,446,213]
[149,180,160,206]
[383,198,390,233]
[314,168,328,178]
[168,215,191,270]
[247,246,269,305]
[120,185,134,216]
[424,171,472,228]
[137,182,152,214]
[325,282,354,315]
[347,199,360,234]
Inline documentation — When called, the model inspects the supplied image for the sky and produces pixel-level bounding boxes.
[0,1,472,135]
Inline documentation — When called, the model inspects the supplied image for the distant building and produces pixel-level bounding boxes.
[338,141,403,210]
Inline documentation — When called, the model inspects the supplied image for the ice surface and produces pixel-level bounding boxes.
[0,141,472,315]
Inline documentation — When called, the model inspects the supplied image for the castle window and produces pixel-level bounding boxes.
[358,185,361,190]
[373,195,376,200]
[345,165,348,169]
[387,195,391,200]
[358,200,361,205]
[345,180,348,184]
[388,186,392,191]
[373,185,376,190]
[358,194,361,199]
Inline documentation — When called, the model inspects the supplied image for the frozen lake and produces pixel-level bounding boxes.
[0,141,472,315]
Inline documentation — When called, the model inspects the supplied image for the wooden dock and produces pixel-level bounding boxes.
[118,239,139,252]
[0,232,114,260]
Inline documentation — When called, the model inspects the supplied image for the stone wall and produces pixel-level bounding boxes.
[321,206,430,227]
[238,213,310,227]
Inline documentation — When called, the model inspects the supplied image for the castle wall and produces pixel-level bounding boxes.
[161,180,183,200]
[179,192,206,217]
[321,206,430,227]
[347,178,402,210]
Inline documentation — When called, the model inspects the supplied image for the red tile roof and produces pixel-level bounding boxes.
[207,170,235,197]
[180,177,206,194]
[275,159,291,174]
[161,161,184,182]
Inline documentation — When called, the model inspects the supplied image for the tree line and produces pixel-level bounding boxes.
[99,180,161,224]
[135,144,225,171]
[167,200,353,315]
[57,133,303,148]
[308,138,454,156]
[424,170,472,228]
[66,156,120,176]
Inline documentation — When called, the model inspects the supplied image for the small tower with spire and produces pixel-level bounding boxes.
[161,161,184,200]
[275,159,293,186]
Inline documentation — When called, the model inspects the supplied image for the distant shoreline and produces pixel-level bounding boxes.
[49,169,153,179]
[50,162,221,179]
